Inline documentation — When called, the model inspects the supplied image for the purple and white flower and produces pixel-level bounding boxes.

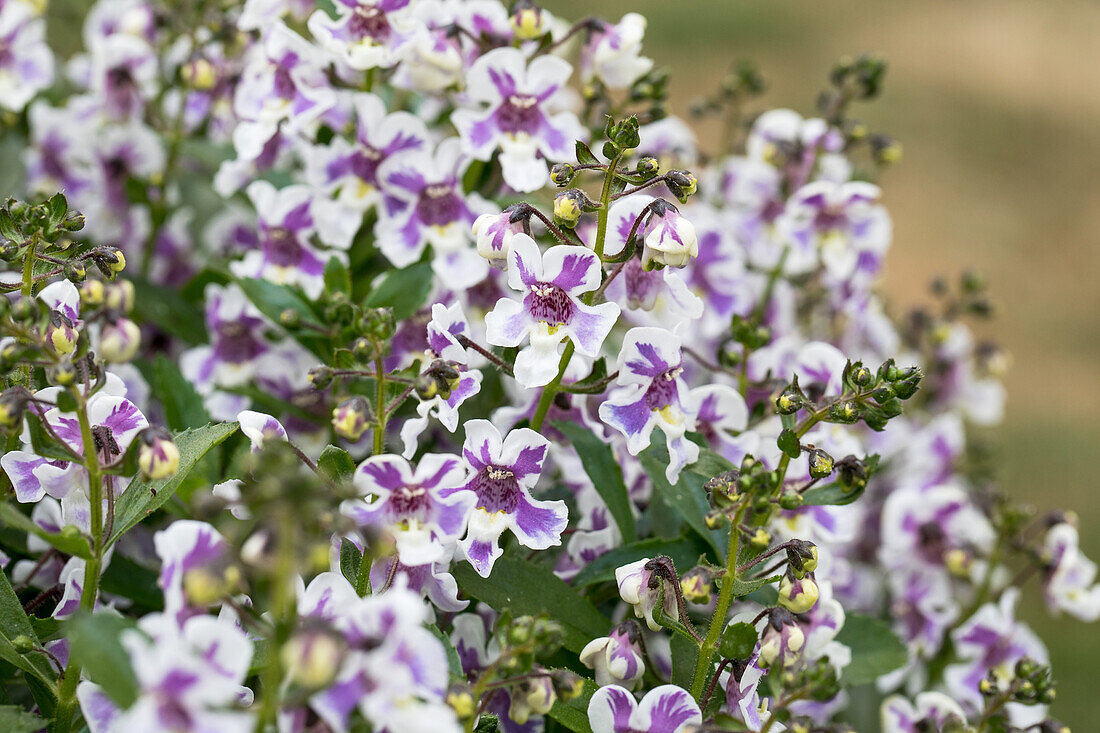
[342,453,473,566]
[587,684,701,733]
[614,558,676,632]
[448,420,566,577]
[238,410,288,451]
[485,234,619,388]
[305,93,428,213]
[377,136,490,286]
[1041,521,1100,622]
[579,13,653,90]
[472,206,527,270]
[599,327,698,484]
[78,612,254,733]
[453,47,583,193]
[307,0,414,71]
[0,0,54,112]
[580,622,646,689]
[399,302,484,458]
[231,180,337,298]
[880,692,967,733]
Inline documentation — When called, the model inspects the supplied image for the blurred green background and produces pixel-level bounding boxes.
[38,0,1100,725]
[554,0,1100,723]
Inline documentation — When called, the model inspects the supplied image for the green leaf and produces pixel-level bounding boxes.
[237,277,322,328]
[426,624,463,680]
[835,612,907,686]
[640,435,728,558]
[690,445,735,479]
[777,428,801,459]
[800,481,866,507]
[575,141,599,166]
[719,621,758,660]
[324,256,351,296]
[728,573,781,599]
[130,275,207,345]
[0,209,22,243]
[571,536,707,587]
[339,538,362,588]
[552,421,635,541]
[548,675,597,733]
[0,568,57,698]
[0,503,92,559]
[0,706,44,732]
[363,262,433,320]
[669,633,698,688]
[452,556,610,653]
[560,357,608,394]
[318,445,356,485]
[47,193,67,231]
[66,611,139,707]
[110,422,239,543]
[146,354,210,431]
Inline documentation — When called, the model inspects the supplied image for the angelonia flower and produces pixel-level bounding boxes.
[485,233,619,388]
[0,4,1091,733]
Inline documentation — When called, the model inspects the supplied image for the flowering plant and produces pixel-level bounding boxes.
[0,2,1089,733]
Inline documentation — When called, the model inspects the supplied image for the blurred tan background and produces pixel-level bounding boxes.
[553,0,1100,723]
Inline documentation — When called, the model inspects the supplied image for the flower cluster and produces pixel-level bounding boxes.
[0,3,1089,733]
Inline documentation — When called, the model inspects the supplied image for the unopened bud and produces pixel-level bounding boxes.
[99,318,141,362]
[47,311,78,356]
[680,567,712,604]
[80,280,105,308]
[807,449,834,479]
[0,388,29,433]
[308,366,333,390]
[554,189,585,228]
[138,427,180,480]
[281,629,345,690]
[549,163,575,187]
[778,574,819,614]
[332,397,370,441]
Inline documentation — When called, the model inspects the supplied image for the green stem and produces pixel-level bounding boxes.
[253,509,297,733]
[373,357,386,455]
[51,394,106,733]
[20,237,36,298]
[529,152,622,432]
[690,507,744,700]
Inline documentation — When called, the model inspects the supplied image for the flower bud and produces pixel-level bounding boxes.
[750,528,771,549]
[182,562,242,607]
[776,380,807,415]
[680,567,712,604]
[0,240,22,262]
[778,573,819,614]
[62,211,85,231]
[807,448,834,479]
[642,199,698,268]
[826,400,860,424]
[759,610,805,668]
[664,170,698,203]
[332,397,370,441]
[138,427,180,480]
[778,489,803,510]
[636,156,660,178]
[281,628,345,691]
[554,189,585,228]
[509,673,557,725]
[473,209,525,269]
[64,261,87,284]
[80,280,106,308]
[99,318,141,362]
[551,669,585,702]
[11,296,38,323]
[786,541,818,578]
[279,308,301,330]
[0,388,29,434]
[11,635,35,655]
[509,1,546,40]
[182,58,217,90]
[46,311,78,356]
[549,163,575,187]
[308,366,333,390]
[446,684,477,719]
[48,360,77,387]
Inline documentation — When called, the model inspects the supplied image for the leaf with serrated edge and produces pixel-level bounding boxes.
[109,422,239,543]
